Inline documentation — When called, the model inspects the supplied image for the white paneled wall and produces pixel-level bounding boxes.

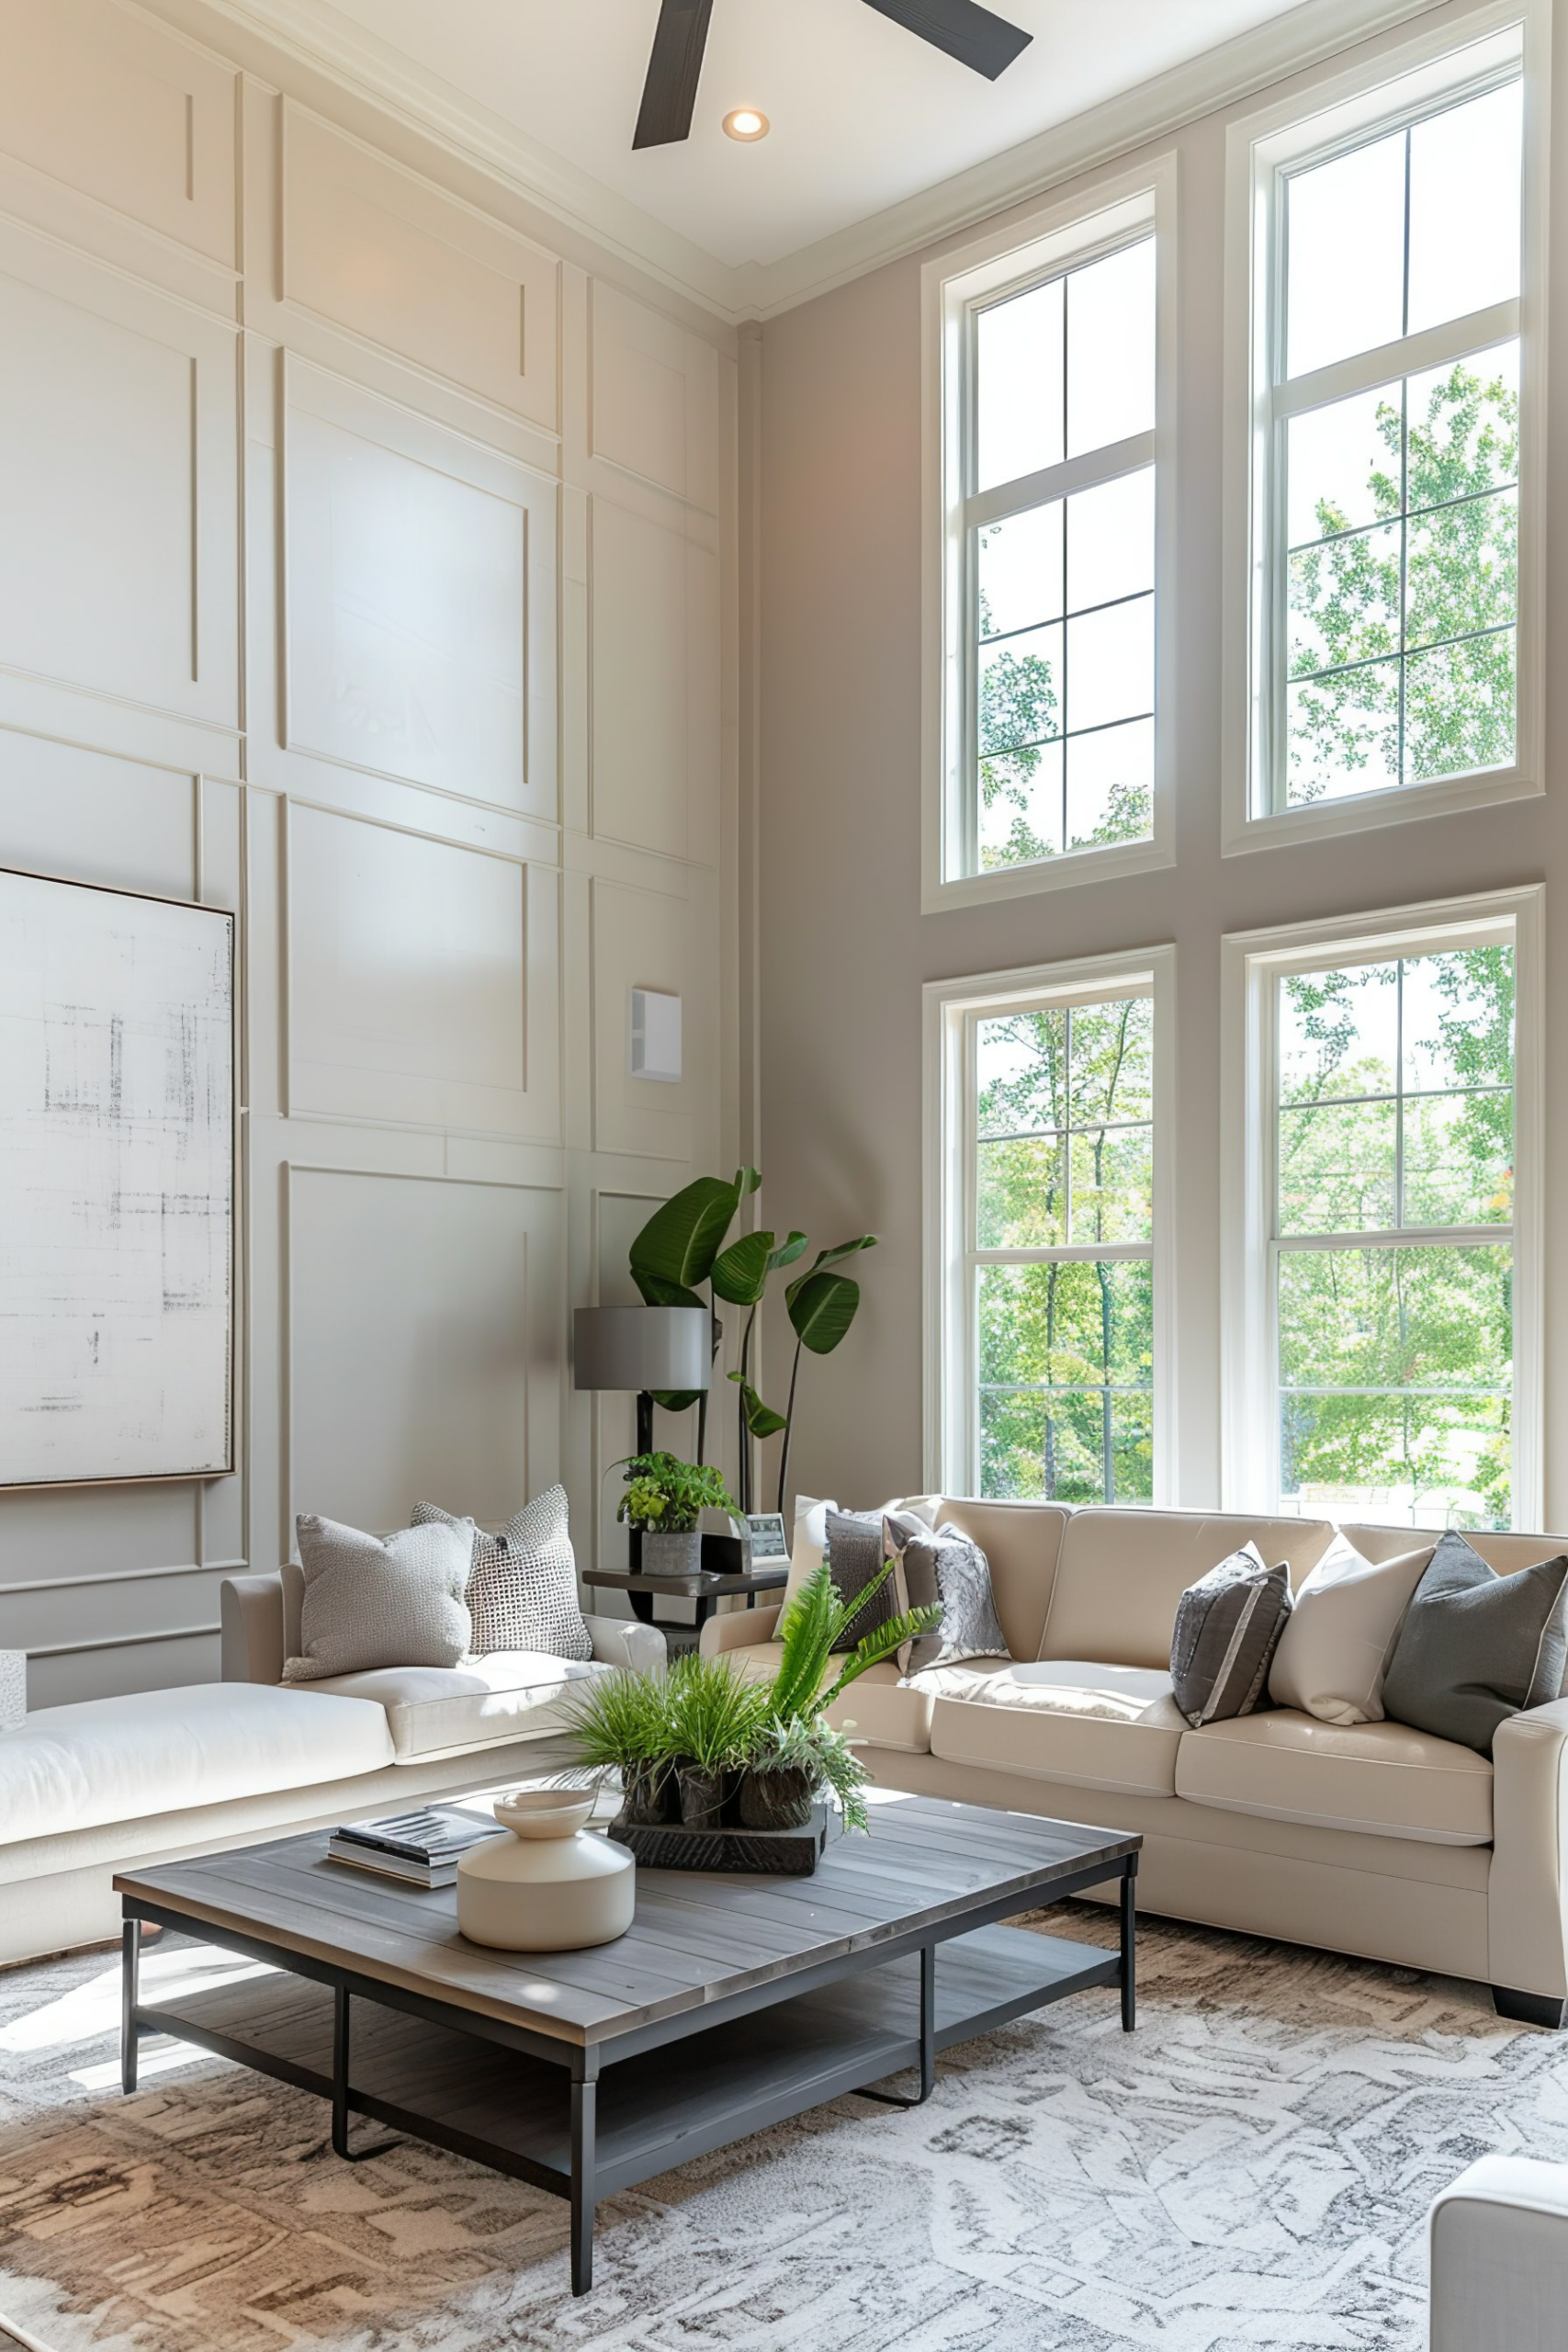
[0,0,739,1705]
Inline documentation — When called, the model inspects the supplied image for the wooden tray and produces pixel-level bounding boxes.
[607,1805,829,1875]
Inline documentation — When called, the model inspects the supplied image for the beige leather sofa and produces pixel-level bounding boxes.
[702,1501,1568,2026]
[0,1567,659,1969]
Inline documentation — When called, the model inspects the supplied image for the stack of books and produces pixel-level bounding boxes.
[326,1807,507,1888]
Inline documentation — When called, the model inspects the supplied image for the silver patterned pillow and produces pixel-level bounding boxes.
[884,1513,1010,1675]
[284,1515,472,1682]
[412,1487,592,1661]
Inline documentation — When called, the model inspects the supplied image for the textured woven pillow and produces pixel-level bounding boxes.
[1380,1532,1568,1755]
[412,1487,592,1661]
[884,1511,1010,1675]
[284,1515,471,1682]
[1169,1543,1292,1729]
[1268,1533,1434,1724]
[824,1509,899,1652]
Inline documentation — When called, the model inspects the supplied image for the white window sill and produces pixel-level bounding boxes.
[924,828,1174,913]
[1222,761,1540,859]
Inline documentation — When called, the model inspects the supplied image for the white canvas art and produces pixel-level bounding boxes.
[0,869,234,1487]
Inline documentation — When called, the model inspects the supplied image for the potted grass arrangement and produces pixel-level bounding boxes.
[558,1663,678,1826]
[666,1654,772,1827]
[560,1555,941,1857]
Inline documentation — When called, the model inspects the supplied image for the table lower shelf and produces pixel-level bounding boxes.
[136,1921,1119,2200]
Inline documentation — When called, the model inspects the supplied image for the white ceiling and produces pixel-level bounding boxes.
[271,0,1309,272]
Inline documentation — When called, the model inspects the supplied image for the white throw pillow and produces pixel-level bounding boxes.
[1268,1533,1435,1724]
[284,1515,472,1683]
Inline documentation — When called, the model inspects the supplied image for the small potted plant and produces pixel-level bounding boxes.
[616,1452,737,1577]
[665,1653,772,1827]
[558,1665,678,1826]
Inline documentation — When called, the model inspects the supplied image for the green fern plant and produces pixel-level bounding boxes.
[769,1560,941,1725]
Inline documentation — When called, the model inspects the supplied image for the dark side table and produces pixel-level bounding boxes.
[581,1561,788,1633]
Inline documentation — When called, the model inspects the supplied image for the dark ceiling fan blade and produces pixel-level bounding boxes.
[860,0,1032,80]
[634,0,716,149]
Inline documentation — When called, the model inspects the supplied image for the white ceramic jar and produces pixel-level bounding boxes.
[457,1790,636,1951]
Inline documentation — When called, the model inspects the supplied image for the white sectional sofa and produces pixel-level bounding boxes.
[0,1566,660,1968]
[703,1499,1568,2025]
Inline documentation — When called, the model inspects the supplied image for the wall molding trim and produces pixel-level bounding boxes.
[162,0,1448,325]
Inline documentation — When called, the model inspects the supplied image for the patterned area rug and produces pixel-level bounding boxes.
[0,1907,1562,2352]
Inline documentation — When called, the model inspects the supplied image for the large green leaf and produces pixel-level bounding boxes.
[727,1369,788,1439]
[787,1270,862,1355]
[784,1233,876,1309]
[768,1231,809,1272]
[629,1168,758,1291]
[711,1229,775,1306]
[649,1388,706,1413]
[631,1271,705,1310]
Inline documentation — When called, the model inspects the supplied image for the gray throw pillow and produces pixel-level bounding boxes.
[1380,1532,1568,1755]
[1170,1543,1292,1729]
[412,1487,592,1661]
[884,1511,1010,1675]
[825,1509,897,1652]
[284,1516,472,1683]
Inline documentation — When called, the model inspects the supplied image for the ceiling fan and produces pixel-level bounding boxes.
[634,0,1033,150]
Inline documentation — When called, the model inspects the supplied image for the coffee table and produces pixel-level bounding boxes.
[115,1795,1139,2294]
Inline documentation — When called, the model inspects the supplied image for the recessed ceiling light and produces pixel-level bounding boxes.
[722,107,770,142]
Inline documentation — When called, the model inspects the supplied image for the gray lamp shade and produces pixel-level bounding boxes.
[572,1306,711,1394]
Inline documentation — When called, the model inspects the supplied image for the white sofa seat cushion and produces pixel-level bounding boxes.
[929,1661,1187,1796]
[306,1651,604,1760]
[0,1683,395,1848]
[1175,1710,1494,1845]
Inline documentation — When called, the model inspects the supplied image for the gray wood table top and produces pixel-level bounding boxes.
[115,1793,1138,2050]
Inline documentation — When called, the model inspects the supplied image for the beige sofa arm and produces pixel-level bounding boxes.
[700,1605,782,1658]
[584,1615,666,1677]
[220,1572,287,1685]
[1489,1696,1568,2020]
[1430,2156,1568,2349]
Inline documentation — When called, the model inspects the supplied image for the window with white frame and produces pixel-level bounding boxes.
[927,171,1173,905]
[928,956,1171,1505]
[1232,19,1540,833]
[1225,895,1540,1532]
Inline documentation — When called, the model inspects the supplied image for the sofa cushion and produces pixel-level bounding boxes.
[1381,1533,1568,1755]
[935,1498,1072,1664]
[929,1661,1186,1796]
[1038,1511,1335,1670]
[0,1683,395,1848]
[1268,1534,1434,1725]
[1175,1710,1493,1845]
[306,1651,604,1760]
[285,1516,471,1681]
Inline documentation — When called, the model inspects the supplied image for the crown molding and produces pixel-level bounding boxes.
[181,0,743,319]
[173,0,1448,327]
[740,0,1448,316]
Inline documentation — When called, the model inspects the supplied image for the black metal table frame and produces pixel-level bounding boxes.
[581,1562,788,1630]
[120,1849,1136,2295]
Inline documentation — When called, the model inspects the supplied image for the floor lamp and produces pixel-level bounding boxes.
[572,1306,712,1568]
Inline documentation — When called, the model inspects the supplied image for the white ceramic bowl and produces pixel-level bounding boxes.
[492,1789,597,1840]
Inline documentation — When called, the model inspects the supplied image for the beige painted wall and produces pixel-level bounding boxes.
[756,0,1568,1520]
[0,0,741,1703]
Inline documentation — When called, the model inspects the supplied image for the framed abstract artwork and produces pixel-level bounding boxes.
[0,868,235,1487]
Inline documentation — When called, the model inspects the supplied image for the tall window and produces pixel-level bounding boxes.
[1229,24,1540,839]
[972,239,1155,869]
[928,956,1170,1505]
[927,171,1173,908]
[1226,895,1540,1535]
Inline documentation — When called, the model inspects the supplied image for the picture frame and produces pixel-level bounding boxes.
[739,1511,790,1570]
[0,866,237,1489]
